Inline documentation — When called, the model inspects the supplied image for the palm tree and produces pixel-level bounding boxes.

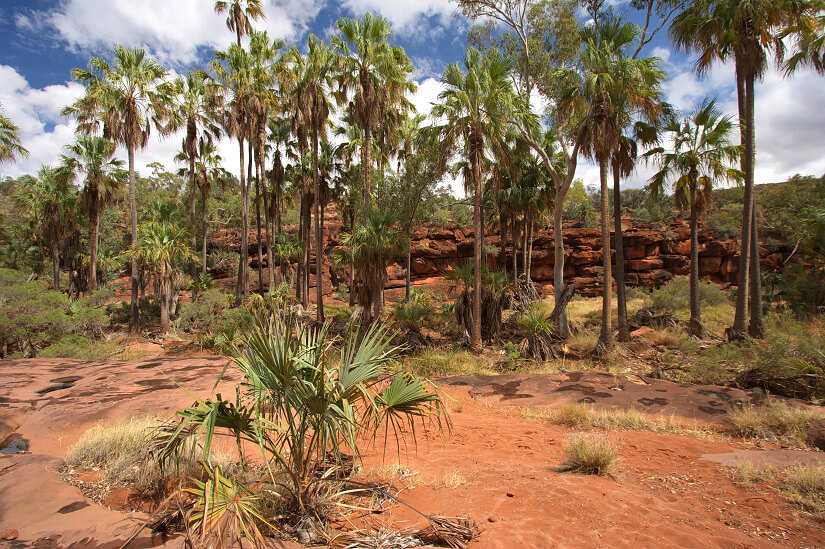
[565,17,665,354]
[340,208,407,320]
[124,222,197,332]
[431,47,518,351]
[157,70,221,280]
[646,99,742,337]
[0,104,28,163]
[16,167,78,290]
[333,13,396,208]
[671,0,824,340]
[57,135,126,292]
[296,35,336,321]
[67,46,167,330]
[214,0,265,46]
[211,43,256,304]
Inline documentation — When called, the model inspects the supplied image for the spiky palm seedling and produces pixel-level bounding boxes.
[517,306,560,361]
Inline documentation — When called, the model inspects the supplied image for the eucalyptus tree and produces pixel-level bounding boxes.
[0,105,28,163]
[333,13,398,208]
[214,0,265,46]
[16,167,78,291]
[157,69,221,280]
[67,46,168,330]
[431,47,519,351]
[645,99,742,338]
[671,0,825,340]
[57,135,126,292]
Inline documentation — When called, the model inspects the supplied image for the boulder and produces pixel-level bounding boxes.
[627,258,663,272]
[805,419,825,451]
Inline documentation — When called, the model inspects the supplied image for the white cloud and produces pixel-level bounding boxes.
[22,0,325,67]
[340,0,455,34]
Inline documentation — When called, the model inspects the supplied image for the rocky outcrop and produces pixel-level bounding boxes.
[213,212,791,299]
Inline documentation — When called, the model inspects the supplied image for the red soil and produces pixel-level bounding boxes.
[1,357,823,548]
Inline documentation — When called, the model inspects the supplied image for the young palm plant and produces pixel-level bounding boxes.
[156,311,446,539]
[0,103,29,164]
[645,98,742,338]
[123,222,197,332]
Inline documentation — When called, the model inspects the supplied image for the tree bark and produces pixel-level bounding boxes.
[596,159,612,355]
[363,130,371,207]
[159,267,170,333]
[235,138,247,306]
[471,141,483,352]
[51,241,60,291]
[405,248,412,301]
[313,128,324,321]
[245,142,253,296]
[89,204,99,293]
[128,146,140,332]
[262,168,275,293]
[688,176,707,338]
[527,218,534,282]
[730,66,753,340]
[255,165,264,293]
[553,197,570,338]
[748,114,765,339]
[613,165,629,342]
[201,184,209,277]
[189,151,197,282]
[296,193,304,303]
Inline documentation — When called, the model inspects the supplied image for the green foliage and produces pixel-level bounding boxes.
[176,289,232,333]
[0,268,71,356]
[156,312,446,530]
[649,277,729,313]
[564,179,596,228]
[707,203,742,238]
[392,289,436,331]
[40,334,117,361]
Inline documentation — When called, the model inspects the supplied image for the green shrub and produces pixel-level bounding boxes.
[67,299,110,337]
[392,289,436,331]
[40,334,117,361]
[88,287,115,307]
[649,277,729,313]
[176,289,231,333]
[0,269,71,357]
[707,203,742,238]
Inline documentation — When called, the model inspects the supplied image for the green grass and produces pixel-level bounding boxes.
[396,348,498,377]
[559,433,619,476]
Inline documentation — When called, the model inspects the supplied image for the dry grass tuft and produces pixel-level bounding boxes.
[524,402,716,439]
[559,433,618,476]
[728,402,823,446]
[781,464,825,516]
[726,462,778,484]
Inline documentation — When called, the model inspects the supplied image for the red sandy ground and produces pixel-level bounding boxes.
[1,356,824,548]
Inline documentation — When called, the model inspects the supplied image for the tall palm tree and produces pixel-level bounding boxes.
[297,35,336,321]
[157,70,221,280]
[431,47,518,351]
[565,18,665,354]
[0,104,28,163]
[211,43,257,304]
[333,13,396,208]
[57,135,125,292]
[646,99,742,338]
[16,167,78,290]
[214,0,265,47]
[67,46,167,331]
[671,0,824,340]
[124,222,196,332]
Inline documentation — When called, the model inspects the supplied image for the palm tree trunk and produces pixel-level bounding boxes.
[363,130,371,207]
[51,241,60,291]
[262,171,275,294]
[613,165,629,342]
[730,67,753,340]
[471,143,483,352]
[160,269,170,333]
[596,159,612,355]
[688,176,707,338]
[255,163,264,293]
[245,142,253,296]
[527,218,534,282]
[313,129,324,321]
[553,197,570,337]
[201,184,209,277]
[748,112,765,339]
[297,193,304,302]
[236,138,246,306]
[189,153,197,282]
[511,222,518,280]
[89,205,99,293]
[128,146,140,332]
[303,193,311,308]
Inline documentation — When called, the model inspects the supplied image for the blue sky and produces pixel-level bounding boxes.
[1,0,823,194]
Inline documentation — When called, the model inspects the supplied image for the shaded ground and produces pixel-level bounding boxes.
[1,357,823,547]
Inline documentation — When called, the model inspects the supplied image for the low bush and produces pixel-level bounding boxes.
[649,277,730,314]
[175,289,231,333]
[728,402,823,445]
[560,433,618,476]
[40,335,117,361]
[392,289,436,332]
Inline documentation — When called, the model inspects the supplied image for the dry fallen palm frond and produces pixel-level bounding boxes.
[420,515,479,549]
